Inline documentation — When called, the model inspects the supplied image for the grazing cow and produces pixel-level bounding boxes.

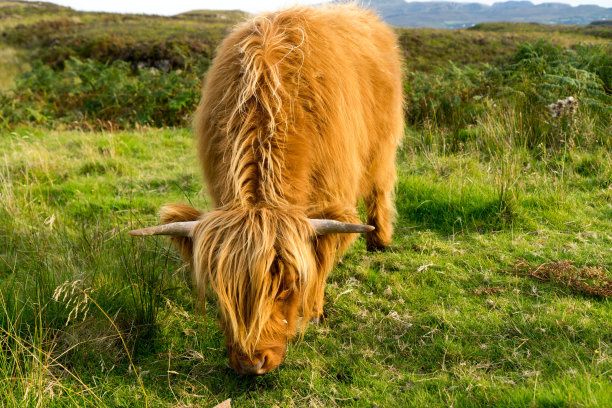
[129,5,403,374]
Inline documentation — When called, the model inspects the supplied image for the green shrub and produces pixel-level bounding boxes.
[404,62,493,133]
[1,40,609,147]
[404,40,611,151]
[0,57,208,128]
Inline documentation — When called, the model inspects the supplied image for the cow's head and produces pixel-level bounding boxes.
[129,206,372,374]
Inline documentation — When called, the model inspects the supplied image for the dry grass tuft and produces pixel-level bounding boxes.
[509,259,612,297]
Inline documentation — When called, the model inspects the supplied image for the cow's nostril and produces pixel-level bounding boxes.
[238,356,267,375]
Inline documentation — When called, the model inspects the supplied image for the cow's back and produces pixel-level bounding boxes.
[194,5,403,210]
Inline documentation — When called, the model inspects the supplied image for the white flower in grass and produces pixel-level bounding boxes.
[547,96,578,119]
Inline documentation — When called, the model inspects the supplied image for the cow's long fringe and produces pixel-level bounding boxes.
[192,206,316,355]
[161,203,318,355]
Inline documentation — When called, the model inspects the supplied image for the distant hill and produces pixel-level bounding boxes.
[364,0,612,28]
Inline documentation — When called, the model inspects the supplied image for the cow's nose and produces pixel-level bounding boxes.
[238,356,267,375]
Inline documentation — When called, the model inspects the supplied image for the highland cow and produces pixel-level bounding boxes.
[129,5,403,374]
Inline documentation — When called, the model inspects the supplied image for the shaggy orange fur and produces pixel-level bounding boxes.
[162,5,403,374]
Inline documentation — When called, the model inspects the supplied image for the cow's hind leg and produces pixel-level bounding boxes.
[364,159,396,252]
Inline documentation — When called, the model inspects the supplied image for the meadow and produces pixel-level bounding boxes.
[0,2,611,407]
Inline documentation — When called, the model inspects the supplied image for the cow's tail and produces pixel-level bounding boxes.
[160,203,203,267]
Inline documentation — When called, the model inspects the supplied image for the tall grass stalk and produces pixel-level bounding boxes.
[0,290,107,407]
[118,232,172,340]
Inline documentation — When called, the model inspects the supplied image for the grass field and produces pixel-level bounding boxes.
[1,125,610,407]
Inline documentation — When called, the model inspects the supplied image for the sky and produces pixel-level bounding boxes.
[26,0,612,15]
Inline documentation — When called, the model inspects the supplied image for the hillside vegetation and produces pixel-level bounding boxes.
[0,1,247,89]
[0,1,611,407]
[1,1,610,84]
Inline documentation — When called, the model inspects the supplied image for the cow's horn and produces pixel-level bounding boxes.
[128,219,373,237]
[308,219,374,234]
[128,221,198,237]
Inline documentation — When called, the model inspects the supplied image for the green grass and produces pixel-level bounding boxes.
[1,126,610,407]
